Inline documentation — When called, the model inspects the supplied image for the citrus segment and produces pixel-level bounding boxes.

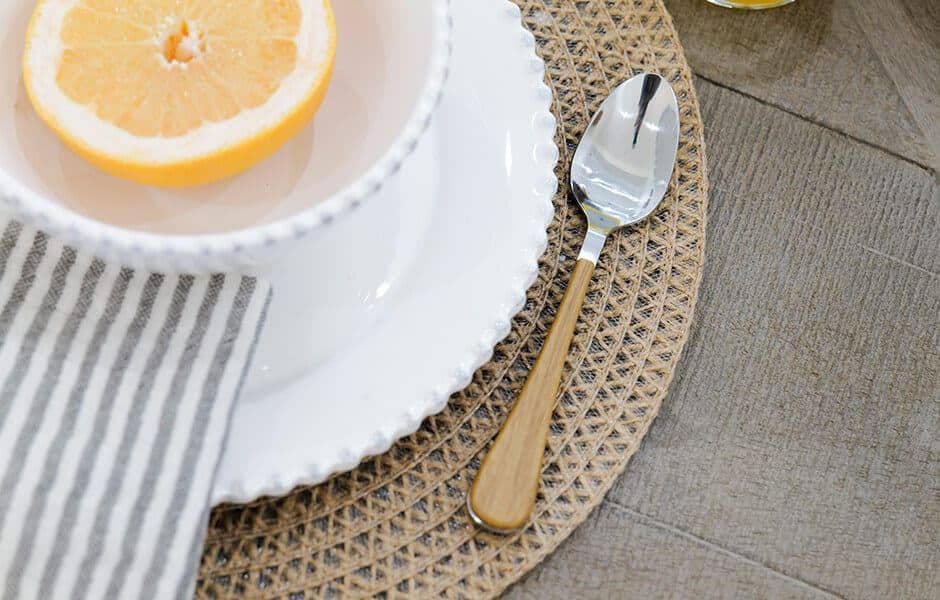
[23,0,335,187]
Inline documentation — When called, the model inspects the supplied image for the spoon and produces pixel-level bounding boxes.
[468,72,680,533]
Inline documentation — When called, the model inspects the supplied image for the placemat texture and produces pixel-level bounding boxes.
[197,0,707,597]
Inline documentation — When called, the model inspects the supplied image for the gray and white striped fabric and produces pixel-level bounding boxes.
[0,219,272,599]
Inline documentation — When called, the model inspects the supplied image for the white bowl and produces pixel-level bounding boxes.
[0,0,451,272]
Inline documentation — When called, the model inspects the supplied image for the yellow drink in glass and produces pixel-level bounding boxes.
[706,0,794,8]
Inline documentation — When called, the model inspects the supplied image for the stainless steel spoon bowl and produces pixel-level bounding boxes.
[572,72,681,262]
[468,73,680,533]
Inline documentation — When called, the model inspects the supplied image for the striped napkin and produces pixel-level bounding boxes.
[0,218,271,599]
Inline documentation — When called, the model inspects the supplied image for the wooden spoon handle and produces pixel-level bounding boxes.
[469,258,596,532]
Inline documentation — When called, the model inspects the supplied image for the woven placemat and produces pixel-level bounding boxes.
[197,0,707,597]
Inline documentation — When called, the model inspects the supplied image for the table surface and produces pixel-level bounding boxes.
[508,1,939,598]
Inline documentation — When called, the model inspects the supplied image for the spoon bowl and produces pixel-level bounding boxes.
[571,73,680,261]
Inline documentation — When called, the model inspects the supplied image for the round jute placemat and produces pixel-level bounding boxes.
[197,1,707,597]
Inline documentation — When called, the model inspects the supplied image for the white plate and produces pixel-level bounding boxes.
[213,0,558,503]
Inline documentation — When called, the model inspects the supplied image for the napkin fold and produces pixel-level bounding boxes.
[0,218,271,599]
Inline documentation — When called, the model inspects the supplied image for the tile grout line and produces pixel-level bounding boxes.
[716,185,938,280]
[602,498,846,600]
[798,215,940,280]
[847,1,940,167]
[859,245,938,279]
[692,73,935,174]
